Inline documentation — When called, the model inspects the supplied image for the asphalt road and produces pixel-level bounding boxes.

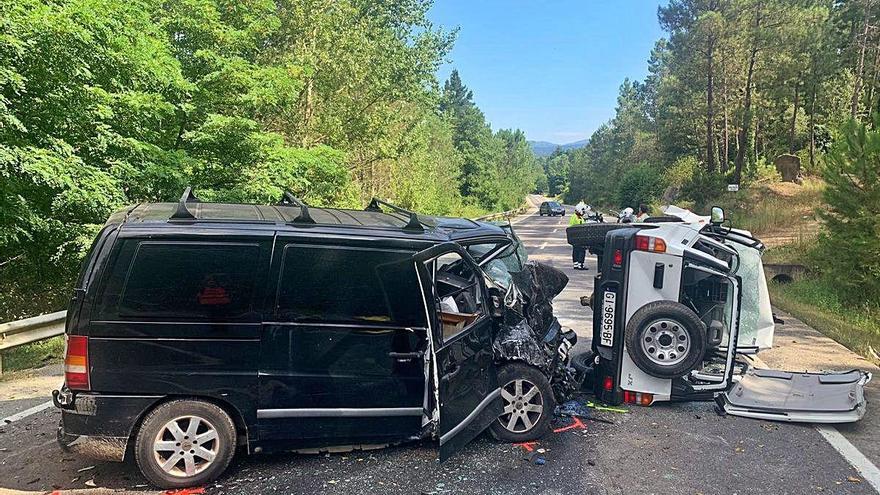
[0,197,877,494]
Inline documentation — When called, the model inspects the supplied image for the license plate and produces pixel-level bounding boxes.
[600,291,616,347]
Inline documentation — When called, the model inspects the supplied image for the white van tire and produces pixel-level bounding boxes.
[625,301,706,378]
[134,400,237,489]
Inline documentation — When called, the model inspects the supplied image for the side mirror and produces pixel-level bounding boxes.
[710,206,725,225]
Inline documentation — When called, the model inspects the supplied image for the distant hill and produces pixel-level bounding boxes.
[529,139,589,157]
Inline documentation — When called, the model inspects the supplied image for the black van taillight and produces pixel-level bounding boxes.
[64,335,90,390]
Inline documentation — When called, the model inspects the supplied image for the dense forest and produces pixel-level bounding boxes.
[541,0,880,322]
[0,0,543,319]
[548,0,879,209]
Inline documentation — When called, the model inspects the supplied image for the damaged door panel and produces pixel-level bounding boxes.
[413,243,501,461]
[716,369,872,423]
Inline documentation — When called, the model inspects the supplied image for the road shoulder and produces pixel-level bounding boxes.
[758,307,880,470]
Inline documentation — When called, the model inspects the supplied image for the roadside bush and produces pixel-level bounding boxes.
[617,164,662,208]
[661,156,725,206]
[814,116,880,305]
[749,157,781,184]
[661,156,698,203]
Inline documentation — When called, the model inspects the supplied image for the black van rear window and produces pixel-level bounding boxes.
[277,245,425,326]
[118,242,260,319]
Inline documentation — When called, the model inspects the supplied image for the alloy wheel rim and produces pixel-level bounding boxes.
[497,378,543,433]
[639,318,690,367]
[152,415,220,478]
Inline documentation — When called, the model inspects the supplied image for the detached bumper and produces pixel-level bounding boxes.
[53,387,162,462]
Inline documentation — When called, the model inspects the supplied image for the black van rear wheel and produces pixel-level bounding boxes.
[135,400,236,489]
[625,301,706,379]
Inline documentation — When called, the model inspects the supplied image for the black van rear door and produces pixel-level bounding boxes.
[412,243,501,461]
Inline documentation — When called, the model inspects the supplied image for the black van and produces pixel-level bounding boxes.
[53,190,577,488]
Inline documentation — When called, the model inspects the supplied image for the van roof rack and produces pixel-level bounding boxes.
[365,198,425,232]
[278,191,305,207]
[278,191,316,224]
[170,187,201,220]
[164,189,425,231]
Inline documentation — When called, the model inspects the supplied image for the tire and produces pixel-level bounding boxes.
[135,400,237,489]
[625,301,706,379]
[570,349,595,376]
[566,223,632,250]
[489,363,554,443]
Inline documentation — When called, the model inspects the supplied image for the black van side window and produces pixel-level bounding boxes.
[117,242,260,319]
[276,245,424,326]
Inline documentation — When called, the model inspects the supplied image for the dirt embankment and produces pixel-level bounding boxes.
[718,178,824,253]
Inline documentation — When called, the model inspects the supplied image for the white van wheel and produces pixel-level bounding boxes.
[625,301,706,378]
[639,318,692,367]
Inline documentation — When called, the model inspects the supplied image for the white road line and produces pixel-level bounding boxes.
[816,425,880,492]
[539,241,547,250]
[1,400,53,424]
[749,354,880,491]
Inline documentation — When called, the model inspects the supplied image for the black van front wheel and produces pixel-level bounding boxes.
[489,363,554,443]
[134,400,237,489]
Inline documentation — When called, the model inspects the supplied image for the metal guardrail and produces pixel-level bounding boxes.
[472,205,530,222]
[0,204,538,374]
[0,310,67,374]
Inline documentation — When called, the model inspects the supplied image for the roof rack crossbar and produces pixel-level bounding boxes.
[170,187,200,220]
[278,191,306,207]
[365,198,425,232]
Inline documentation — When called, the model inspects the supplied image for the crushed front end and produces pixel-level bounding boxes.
[492,261,580,402]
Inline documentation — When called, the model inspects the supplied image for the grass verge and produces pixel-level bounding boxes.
[769,279,880,366]
[714,178,824,239]
[0,336,65,376]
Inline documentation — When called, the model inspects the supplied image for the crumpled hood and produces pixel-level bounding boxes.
[493,261,579,401]
[510,261,569,336]
[512,261,568,300]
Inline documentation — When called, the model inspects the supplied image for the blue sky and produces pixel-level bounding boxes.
[429,1,667,144]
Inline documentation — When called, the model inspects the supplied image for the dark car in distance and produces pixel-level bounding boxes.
[539,201,565,216]
[53,189,578,489]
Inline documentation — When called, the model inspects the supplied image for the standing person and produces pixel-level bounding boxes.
[570,202,588,270]
[636,203,650,222]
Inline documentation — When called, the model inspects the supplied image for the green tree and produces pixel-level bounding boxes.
[440,70,538,210]
[0,0,468,319]
[815,116,880,303]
